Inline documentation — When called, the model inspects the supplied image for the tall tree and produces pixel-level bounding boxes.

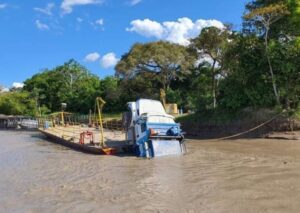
[244,0,300,37]
[244,3,290,105]
[222,34,275,109]
[115,41,193,92]
[189,27,229,108]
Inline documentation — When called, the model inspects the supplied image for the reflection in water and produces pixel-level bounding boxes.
[1,131,300,212]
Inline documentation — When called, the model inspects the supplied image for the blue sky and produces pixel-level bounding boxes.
[0,0,248,89]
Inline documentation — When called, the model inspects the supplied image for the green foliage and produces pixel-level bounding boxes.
[103,112,122,120]
[0,91,36,116]
[121,75,158,99]
[24,59,101,114]
[176,108,248,125]
[172,63,214,111]
[244,0,299,37]
[295,106,300,119]
[116,41,194,90]
[221,34,275,109]
[269,39,300,108]
[243,0,300,109]
[189,27,230,108]
[100,76,123,112]
[189,27,229,62]
[165,89,181,105]
[244,2,289,21]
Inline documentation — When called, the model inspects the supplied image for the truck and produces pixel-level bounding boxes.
[122,99,186,158]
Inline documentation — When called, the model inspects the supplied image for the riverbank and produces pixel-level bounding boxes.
[177,108,300,139]
[265,131,300,140]
[1,131,300,212]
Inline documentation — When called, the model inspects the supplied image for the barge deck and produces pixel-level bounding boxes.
[39,126,131,155]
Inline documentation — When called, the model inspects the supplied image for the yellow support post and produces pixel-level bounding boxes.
[96,97,106,147]
[61,111,65,126]
[160,88,166,108]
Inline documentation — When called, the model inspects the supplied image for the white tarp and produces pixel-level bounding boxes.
[137,99,166,116]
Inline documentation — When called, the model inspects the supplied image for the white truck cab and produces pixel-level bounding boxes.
[123,99,185,158]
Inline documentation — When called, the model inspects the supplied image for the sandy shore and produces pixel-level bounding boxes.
[265,131,300,140]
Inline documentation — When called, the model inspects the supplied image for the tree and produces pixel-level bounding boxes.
[173,62,215,111]
[23,60,101,113]
[189,27,229,108]
[244,0,300,37]
[269,39,300,109]
[244,3,290,105]
[221,34,275,109]
[115,41,193,92]
[119,74,159,101]
[100,76,123,112]
[0,91,36,116]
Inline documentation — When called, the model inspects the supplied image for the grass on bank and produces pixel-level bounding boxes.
[103,112,122,120]
[175,108,282,125]
[176,106,300,126]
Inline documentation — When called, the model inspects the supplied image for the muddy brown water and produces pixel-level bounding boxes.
[1,131,300,213]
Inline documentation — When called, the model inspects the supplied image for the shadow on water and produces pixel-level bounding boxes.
[30,132,45,139]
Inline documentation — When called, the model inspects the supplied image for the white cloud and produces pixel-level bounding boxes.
[100,53,119,69]
[34,3,55,16]
[126,19,164,38]
[0,4,7,9]
[127,17,225,46]
[12,82,24,88]
[0,87,9,92]
[90,18,104,30]
[84,52,100,62]
[196,55,218,67]
[35,20,49,30]
[95,18,104,26]
[61,0,103,14]
[129,0,141,6]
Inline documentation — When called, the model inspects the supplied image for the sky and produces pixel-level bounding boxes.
[0,0,248,89]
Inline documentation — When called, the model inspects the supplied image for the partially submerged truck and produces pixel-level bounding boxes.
[123,99,186,158]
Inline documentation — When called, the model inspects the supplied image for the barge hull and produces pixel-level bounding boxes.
[39,128,129,155]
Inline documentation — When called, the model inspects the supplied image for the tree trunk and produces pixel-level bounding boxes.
[265,28,280,105]
[160,88,167,107]
[285,80,291,110]
[211,60,217,109]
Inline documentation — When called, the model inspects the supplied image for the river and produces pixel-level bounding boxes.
[1,130,300,213]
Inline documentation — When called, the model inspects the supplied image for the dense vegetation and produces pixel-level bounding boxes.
[0,0,299,118]
[0,91,36,116]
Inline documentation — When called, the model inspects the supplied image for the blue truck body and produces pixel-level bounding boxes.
[135,122,185,158]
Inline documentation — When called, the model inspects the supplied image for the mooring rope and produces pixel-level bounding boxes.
[213,110,286,141]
